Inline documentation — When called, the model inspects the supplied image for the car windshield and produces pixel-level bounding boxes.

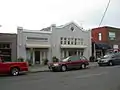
[62,57,70,62]
[101,54,113,59]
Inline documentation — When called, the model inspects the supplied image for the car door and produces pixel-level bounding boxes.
[0,62,6,73]
[115,53,120,64]
[79,56,87,65]
[0,62,9,74]
[0,62,2,73]
[112,54,120,65]
[67,56,80,69]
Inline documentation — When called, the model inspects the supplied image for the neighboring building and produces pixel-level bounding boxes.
[92,26,120,58]
[0,33,17,61]
[17,22,91,65]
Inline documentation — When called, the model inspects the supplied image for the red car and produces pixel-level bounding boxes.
[48,55,89,72]
[0,61,28,76]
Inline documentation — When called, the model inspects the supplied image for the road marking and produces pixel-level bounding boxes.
[75,72,108,79]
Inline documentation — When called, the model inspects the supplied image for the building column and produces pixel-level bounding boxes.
[33,49,35,65]
[77,50,78,55]
[66,50,69,57]
[40,51,42,64]
[30,48,34,65]
[62,50,64,59]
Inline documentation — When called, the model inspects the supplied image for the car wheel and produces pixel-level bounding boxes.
[81,64,86,69]
[10,68,19,76]
[61,65,67,72]
[109,61,113,66]
[98,64,102,66]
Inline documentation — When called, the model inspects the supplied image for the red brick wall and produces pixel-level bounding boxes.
[92,27,108,43]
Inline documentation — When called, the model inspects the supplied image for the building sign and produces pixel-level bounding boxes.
[113,45,118,49]
[27,37,48,42]
[109,32,116,40]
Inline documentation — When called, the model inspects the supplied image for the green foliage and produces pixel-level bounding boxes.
[52,56,59,62]
[42,58,49,65]
[17,57,24,62]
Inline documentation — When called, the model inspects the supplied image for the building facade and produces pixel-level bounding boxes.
[17,22,91,65]
[92,26,120,58]
[0,33,17,61]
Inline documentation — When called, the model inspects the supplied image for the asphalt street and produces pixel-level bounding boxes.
[1,66,120,90]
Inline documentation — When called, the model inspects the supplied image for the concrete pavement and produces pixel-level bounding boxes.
[1,65,120,90]
[29,62,98,73]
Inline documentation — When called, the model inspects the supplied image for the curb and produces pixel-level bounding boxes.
[28,70,50,73]
[28,65,99,73]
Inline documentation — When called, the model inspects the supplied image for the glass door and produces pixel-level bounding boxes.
[35,51,40,64]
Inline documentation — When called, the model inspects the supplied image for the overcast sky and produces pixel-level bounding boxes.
[0,0,119,33]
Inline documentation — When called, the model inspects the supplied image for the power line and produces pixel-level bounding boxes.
[99,0,111,26]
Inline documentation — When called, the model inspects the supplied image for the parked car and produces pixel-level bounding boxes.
[48,55,89,72]
[0,61,28,76]
[98,52,120,66]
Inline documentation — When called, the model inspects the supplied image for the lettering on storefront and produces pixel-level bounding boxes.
[27,37,48,42]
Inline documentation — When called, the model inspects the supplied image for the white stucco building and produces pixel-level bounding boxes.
[17,22,91,65]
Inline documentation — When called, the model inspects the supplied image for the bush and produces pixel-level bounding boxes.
[43,59,49,65]
[17,57,24,62]
[89,56,95,62]
[52,56,59,62]
[27,59,32,66]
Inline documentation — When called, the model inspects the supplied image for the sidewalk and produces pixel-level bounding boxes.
[29,65,49,73]
[89,62,98,68]
[29,62,98,73]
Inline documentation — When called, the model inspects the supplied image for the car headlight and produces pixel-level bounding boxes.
[53,63,59,66]
[103,60,108,62]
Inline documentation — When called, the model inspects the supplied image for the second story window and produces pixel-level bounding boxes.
[81,38,84,45]
[68,38,70,44]
[60,37,63,44]
[98,33,102,41]
[71,38,74,45]
[64,38,66,44]
[75,38,77,45]
[77,38,81,45]
[109,32,116,40]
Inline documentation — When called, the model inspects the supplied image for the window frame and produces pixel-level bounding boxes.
[98,33,102,41]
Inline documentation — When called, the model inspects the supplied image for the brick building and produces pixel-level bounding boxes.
[92,26,120,58]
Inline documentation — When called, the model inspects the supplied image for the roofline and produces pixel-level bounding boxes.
[23,29,52,34]
[0,33,17,35]
[92,26,120,30]
[57,21,83,29]
[56,21,88,32]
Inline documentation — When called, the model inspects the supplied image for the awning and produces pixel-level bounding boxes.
[95,43,112,49]
[26,43,51,48]
[60,45,87,48]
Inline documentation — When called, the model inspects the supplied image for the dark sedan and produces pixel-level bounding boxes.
[98,52,120,66]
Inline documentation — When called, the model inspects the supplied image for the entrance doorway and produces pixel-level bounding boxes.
[35,51,40,64]
[68,51,77,56]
